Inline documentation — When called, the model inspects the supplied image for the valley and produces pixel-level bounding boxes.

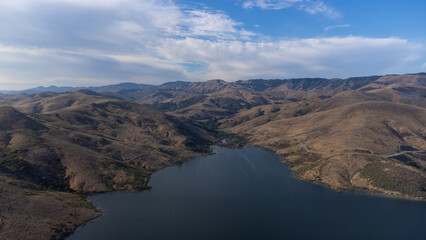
[0,73,425,239]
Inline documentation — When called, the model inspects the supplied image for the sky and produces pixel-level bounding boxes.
[0,0,425,90]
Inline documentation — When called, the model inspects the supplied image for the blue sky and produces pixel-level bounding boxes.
[0,0,425,90]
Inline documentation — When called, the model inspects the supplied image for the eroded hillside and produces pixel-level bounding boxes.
[0,91,215,239]
[0,73,425,239]
[222,74,426,199]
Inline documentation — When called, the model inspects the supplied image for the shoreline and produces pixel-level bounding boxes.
[66,144,424,238]
[245,143,426,202]
[64,150,214,239]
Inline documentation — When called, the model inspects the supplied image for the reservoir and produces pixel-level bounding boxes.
[68,146,426,240]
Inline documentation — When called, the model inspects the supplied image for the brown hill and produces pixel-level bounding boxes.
[0,105,100,239]
[1,73,425,239]
[97,76,387,122]
[0,106,46,131]
[376,73,426,86]
[1,90,214,191]
[223,86,426,199]
[236,76,381,101]
[165,87,270,120]
[105,80,271,121]
[358,74,426,108]
[92,73,425,200]
[171,79,238,94]
[0,91,215,239]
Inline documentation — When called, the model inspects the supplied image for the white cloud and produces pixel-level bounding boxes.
[0,0,129,10]
[178,10,255,39]
[242,0,339,18]
[156,37,424,80]
[243,0,302,10]
[299,1,340,18]
[0,0,424,90]
[324,24,351,31]
[0,0,253,41]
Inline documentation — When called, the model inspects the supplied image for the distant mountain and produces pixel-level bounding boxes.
[1,85,77,95]
[156,79,236,93]
[88,82,155,92]
[235,76,381,93]
[0,82,155,95]
[3,73,425,96]
[158,80,192,89]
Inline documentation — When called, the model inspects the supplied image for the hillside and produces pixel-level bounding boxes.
[97,73,425,199]
[1,73,425,239]
[0,91,215,239]
[222,74,426,199]
[101,79,270,121]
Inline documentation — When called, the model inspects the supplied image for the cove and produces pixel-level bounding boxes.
[67,146,426,240]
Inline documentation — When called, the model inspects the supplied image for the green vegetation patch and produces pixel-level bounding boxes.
[218,132,249,149]
[22,190,42,196]
[100,161,151,190]
[123,165,151,190]
[295,163,316,177]
[0,147,70,191]
[169,117,213,153]
[360,162,425,198]
[69,194,99,211]
[50,223,72,240]
[282,148,307,166]
[0,147,28,172]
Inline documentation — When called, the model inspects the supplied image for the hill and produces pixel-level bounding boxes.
[1,73,425,239]
[105,75,391,122]
[99,73,425,199]
[0,91,215,239]
[222,74,426,199]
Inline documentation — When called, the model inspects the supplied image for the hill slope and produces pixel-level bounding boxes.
[223,74,426,199]
[0,91,215,239]
[1,73,425,239]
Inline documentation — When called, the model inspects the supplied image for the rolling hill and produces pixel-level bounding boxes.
[0,90,215,239]
[96,73,425,199]
[222,74,426,199]
[0,73,425,239]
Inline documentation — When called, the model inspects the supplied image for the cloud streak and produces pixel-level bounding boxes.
[157,37,423,80]
[324,24,351,31]
[242,0,340,18]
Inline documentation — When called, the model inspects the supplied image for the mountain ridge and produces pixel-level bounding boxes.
[0,72,425,239]
[4,73,424,96]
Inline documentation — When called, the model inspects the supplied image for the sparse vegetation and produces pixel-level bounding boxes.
[169,116,213,153]
[0,147,28,172]
[217,132,249,148]
[0,73,425,240]
[271,107,280,113]
[281,148,307,166]
[50,223,72,240]
[295,163,316,176]
[360,162,425,198]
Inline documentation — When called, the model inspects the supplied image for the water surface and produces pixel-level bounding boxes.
[68,146,426,240]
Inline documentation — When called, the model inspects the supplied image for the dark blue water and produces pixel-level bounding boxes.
[68,146,426,240]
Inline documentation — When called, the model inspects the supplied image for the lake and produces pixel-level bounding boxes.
[67,146,426,240]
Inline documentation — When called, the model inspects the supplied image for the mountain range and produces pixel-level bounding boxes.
[0,82,155,95]
[0,73,425,239]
